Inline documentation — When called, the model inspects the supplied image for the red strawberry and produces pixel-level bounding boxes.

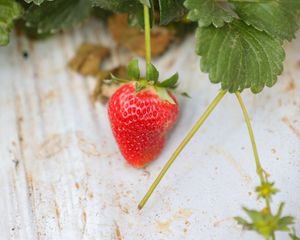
[108,83,179,167]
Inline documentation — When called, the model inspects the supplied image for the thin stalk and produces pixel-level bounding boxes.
[235,92,264,183]
[143,5,151,65]
[138,90,227,210]
[271,233,276,240]
[235,92,271,211]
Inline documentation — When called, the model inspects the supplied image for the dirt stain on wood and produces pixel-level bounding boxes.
[43,90,58,102]
[156,208,193,233]
[212,147,252,184]
[295,60,300,69]
[282,117,300,139]
[156,219,172,232]
[76,132,101,157]
[213,217,234,227]
[81,211,87,236]
[285,81,296,92]
[54,201,62,230]
[37,134,70,159]
[114,222,123,240]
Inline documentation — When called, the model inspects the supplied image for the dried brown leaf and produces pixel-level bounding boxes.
[69,43,110,76]
[92,66,127,104]
[108,14,174,57]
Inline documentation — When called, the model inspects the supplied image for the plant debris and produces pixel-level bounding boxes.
[108,14,174,57]
[68,43,110,76]
[92,66,127,104]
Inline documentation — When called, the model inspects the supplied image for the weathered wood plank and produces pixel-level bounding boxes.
[0,21,299,240]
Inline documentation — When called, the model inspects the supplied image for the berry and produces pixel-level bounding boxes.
[108,83,179,167]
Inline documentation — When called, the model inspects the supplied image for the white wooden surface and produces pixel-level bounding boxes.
[0,21,300,240]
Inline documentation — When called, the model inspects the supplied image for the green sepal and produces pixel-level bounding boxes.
[158,72,179,89]
[154,87,176,104]
[111,74,129,83]
[289,228,300,240]
[146,63,159,82]
[135,80,148,93]
[181,92,191,98]
[127,59,140,80]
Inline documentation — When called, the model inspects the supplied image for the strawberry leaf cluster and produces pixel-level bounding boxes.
[184,0,300,93]
[235,202,298,239]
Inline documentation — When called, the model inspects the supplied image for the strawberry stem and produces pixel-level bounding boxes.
[235,92,271,212]
[138,89,227,210]
[143,5,151,66]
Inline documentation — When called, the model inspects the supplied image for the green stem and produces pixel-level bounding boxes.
[143,5,151,65]
[271,233,276,240]
[235,92,271,211]
[235,92,264,183]
[138,90,227,210]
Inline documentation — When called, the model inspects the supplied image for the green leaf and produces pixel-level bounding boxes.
[158,73,179,89]
[146,63,159,82]
[90,0,154,28]
[181,92,191,98]
[0,0,23,46]
[158,0,187,25]
[90,0,140,12]
[25,0,91,34]
[234,216,254,230]
[111,74,129,83]
[289,228,300,240]
[290,234,300,240]
[196,20,285,93]
[277,216,295,231]
[184,0,234,27]
[155,87,176,104]
[23,0,47,5]
[231,0,300,41]
[127,59,140,80]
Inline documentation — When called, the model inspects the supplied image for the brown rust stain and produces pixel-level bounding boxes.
[295,60,300,69]
[75,182,80,189]
[282,117,300,139]
[37,134,70,159]
[81,211,87,236]
[118,203,129,214]
[142,170,151,179]
[54,201,62,230]
[213,217,234,227]
[212,147,252,184]
[43,90,58,102]
[164,58,176,70]
[26,173,34,198]
[88,191,94,199]
[14,95,26,169]
[174,208,193,219]
[156,208,193,233]
[76,132,101,157]
[115,222,123,240]
[156,219,172,232]
[285,81,296,92]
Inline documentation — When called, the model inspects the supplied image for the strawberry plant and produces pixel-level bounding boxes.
[1,0,300,239]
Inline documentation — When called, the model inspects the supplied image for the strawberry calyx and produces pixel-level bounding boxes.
[111,59,179,104]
